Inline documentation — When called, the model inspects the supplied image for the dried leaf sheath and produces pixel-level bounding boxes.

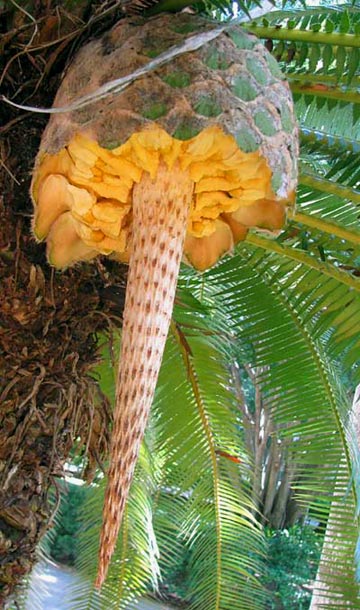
[95,162,194,588]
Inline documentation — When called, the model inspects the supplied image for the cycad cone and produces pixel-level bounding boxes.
[31,12,298,588]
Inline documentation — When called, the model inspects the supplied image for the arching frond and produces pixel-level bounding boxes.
[237,244,360,380]
[66,330,266,610]
[247,6,360,80]
[182,249,360,605]
[152,319,267,610]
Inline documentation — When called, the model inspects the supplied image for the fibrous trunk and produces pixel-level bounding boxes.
[0,195,114,605]
[96,162,194,587]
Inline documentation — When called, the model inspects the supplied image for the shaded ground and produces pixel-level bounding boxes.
[26,561,176,610]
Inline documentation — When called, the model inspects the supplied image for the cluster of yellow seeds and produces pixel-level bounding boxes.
[33,126,284,270]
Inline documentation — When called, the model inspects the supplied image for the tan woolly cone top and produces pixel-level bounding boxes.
[31,10,298,590]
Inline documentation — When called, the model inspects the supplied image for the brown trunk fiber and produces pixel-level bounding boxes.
[262,438,281,524]
[269,456,295,529]
[0,3,131,604]
[96,162,194,588]
[0,188,113,606]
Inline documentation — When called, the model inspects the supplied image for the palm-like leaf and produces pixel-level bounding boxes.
[71,248,360,607]
[180,247,360,605]
[72,314,266,609]
[154,326,266,610]
[67,458,160,609]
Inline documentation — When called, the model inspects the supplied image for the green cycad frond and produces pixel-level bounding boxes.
[246,5,360,125]
[193,252,360,605]
[296,124,360,253]
[153,318,266,610]
[298,101,360,141]
[68,326,266,609]
[311,383,360,604]
[247,5,360,78]
[237,245,360,379]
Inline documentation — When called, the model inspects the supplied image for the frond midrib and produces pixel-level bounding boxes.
[245,234,360,291]
[171,321,222,610]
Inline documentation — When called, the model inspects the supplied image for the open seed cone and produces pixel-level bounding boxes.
[31,12,298,587]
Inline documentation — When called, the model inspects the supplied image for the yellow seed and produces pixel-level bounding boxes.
[68,183,96,216]
[47,212,97,268]
[68,137,98,167]
[195,175,243,193]
[184,220,233,270]
[34,174,73,240]
[231,198,286,229]
[89,181,130,202]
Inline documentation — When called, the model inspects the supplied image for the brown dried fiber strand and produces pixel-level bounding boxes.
[95,161,194,588]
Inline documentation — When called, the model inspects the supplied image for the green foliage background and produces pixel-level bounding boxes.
[49,485,322,610]
[264,526,321,610]
[48,483,90,566]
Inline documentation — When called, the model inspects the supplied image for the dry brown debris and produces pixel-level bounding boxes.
[0,1,129,604]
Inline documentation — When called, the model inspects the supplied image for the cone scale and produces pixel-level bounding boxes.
[95,162,194,588]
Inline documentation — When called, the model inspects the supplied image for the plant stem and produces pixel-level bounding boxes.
[291,82,360,105]
[288,72,360,88]
[299,173,360,205]
[244,25,360,48]
[293,211,360,245]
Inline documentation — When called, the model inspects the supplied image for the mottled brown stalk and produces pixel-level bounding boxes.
[95,162,194,588]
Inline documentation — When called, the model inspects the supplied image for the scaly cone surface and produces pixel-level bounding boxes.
[95,161,194,588]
